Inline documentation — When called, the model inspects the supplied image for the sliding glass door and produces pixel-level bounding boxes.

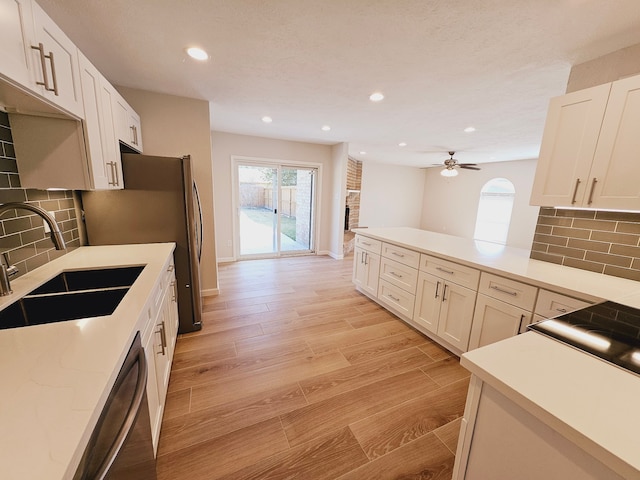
[236,161,317,258]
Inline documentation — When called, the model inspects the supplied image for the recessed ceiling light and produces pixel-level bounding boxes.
[464,126,476,133]
[398,142,407,147]
[359,151,367,155]
[321,125,331,131]
[186,47,209,61]
[369,92,384,102]
[262,116,273,123]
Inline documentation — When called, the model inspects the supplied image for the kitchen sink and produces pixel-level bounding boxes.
[28,266,144,295]
[0,266,144,330]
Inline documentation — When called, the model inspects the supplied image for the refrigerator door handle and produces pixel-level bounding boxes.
[193,181,203,263]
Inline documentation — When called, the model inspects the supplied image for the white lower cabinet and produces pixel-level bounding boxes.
[141,257,178,454]
[468,295,532,350]
[413,271,477,352]
[454,379,624,480]
[353,246,380,297]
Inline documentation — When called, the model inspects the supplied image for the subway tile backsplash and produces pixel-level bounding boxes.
[0,111,80,277]
[531,207,640,281]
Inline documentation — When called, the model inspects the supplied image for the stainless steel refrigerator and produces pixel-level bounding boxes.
[81,153,203,333]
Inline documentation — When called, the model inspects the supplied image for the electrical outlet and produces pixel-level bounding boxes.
[227,240,232,247]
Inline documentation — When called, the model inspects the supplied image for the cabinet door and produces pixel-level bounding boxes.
[78,52,124,190]
[31,2,84,117]
[589,75,640,210]
[143,326,162,453]
[0,0,35,87]
[468,295,531,350]
[530,84,610,207]
[113,91,143,152]
[413,271,442,334]
[437,282,477,352]
[353,247,379,296]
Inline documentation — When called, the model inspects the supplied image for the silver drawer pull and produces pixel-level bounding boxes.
[555,307,567,313]
[389,271,403,278]
[387,293,400,302]
[490,285,518,296]
[436,266,454,275]
[392,252,405,258]
[362,241,372,246]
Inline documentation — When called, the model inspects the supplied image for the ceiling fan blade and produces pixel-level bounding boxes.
[458,163,477,166]
[460,165,481,170]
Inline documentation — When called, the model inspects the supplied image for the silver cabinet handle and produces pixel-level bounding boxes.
[364,251,368,266]
[107,161,117,186]
[113,162,120,186]
[392,251,405,258]
[387,293,400,302]
[571,178,581,204]
[48,50,59,96]
[518,314,526,333]
[389,271,403,278]
[490,285,518,296]
[434,280,441,299]
[31,43,58,95]
[442,284,449,302]
[436,266,454,275]
[171,280,177,302]
[587,178,598,205]
[130,125,136,145]
[167,264,175,272]
[156,321,167,355]
[555,307,567,313]
[362,241,372,246]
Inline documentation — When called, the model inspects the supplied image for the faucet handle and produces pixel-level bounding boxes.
[2,253,18,277]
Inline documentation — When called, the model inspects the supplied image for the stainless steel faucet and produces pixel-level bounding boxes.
[0,202,67,295]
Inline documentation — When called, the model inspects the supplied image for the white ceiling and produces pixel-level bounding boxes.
[36,0,640,167]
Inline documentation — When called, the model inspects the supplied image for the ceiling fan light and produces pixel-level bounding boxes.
[440,167,458,177]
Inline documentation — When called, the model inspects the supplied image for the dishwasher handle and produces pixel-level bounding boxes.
[93,342,148,480]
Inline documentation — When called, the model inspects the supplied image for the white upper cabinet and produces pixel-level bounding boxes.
[588,75,640,210]
[530,84,610,207]
[113,91,143,152]
[78,51,122,189]
[29,1,84,118]
[531,74,640,210]
[0,0,36,88]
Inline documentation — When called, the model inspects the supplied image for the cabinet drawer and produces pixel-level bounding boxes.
[380,257,418,294]
[355,235,382,254]
[534,289,591,318]
[378,279,415,319]
[478,273,537,311]
[382,242,420,269]
[420,254,480,290]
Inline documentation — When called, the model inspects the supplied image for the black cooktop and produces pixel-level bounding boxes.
[528,301,640,376]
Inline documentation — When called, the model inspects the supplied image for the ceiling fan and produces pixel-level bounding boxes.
[435,151,481,177]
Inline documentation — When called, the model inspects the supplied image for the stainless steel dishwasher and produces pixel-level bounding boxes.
[73,332,157,479]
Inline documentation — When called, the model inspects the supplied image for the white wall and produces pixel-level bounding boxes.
[330,143,348,258]
[211,131,345,260]
[359,162,425,228]
[420,159,540,249]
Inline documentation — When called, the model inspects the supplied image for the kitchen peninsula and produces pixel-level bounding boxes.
[353,227,640,479]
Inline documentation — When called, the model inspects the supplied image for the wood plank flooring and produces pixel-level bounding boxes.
[156,255,470,480]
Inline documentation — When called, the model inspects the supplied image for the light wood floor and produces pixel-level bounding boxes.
[155,254,470,480]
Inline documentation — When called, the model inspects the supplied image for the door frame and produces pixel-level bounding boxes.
[231,155,323,260]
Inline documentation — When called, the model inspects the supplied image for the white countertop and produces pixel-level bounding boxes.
[461,332,640,479]
[354,227,640,308]
[0,243,175,480]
